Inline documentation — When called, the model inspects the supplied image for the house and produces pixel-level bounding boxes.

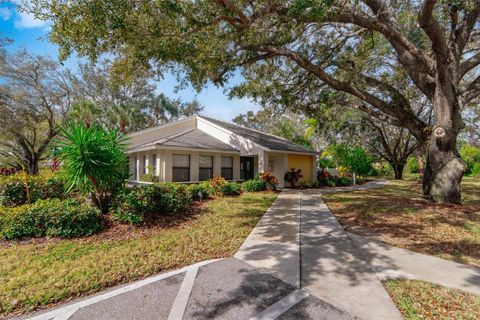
[126,115,318,188]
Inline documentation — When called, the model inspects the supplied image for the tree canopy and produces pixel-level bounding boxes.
[30,0,480,203]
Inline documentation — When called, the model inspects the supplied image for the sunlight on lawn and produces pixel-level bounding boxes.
[0,193,277,317]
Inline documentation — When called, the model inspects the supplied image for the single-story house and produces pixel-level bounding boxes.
[126,115,318,188]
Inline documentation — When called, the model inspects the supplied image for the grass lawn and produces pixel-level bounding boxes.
[322,176,480,266]
[384,279,480,320]
[0,192,277,318]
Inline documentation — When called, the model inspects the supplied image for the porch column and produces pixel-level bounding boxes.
[136,155,141,182]
[213,153,222,177]
[258,150,269,173]
[164,150,173,181]
[233,155,240,180]
[190,151,199,182]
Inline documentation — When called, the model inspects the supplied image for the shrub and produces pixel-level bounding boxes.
[241,179,267,192]
[259,172,279,191]
[220,182,241,196]
[472,163,480,177]
[0,173,66,207]
[460,144,480,175]
[335,176,353,186]
[406,156,420,174]
[188,181,215,201]
[54,123,129,213]
[0,199,103,240]
[0,167,19,176]
[210,176,226,195]
[284,168,303,188]
[111,183,192,224]
[300,180,315,188]
[140,173,159,183]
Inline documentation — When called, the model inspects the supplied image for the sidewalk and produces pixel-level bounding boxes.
[236,182,403,320]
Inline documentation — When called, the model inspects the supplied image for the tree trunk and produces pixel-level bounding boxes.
[27,154,39,175]
[422,127,467,203]
[391,162,404,180]
[415,147,425,180]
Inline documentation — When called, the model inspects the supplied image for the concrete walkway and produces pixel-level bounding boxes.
[348,232,480,296]
[236,180,480,320]
[235,181,402,320]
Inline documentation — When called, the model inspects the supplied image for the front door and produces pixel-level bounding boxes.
[240,157,255,180]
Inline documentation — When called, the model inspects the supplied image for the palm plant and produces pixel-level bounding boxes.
[284,168,303,188]
[54,123,128,213]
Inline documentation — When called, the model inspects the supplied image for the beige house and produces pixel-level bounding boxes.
[127,115,318,188]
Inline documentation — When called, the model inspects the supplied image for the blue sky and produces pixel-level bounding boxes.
[0,2,260,121]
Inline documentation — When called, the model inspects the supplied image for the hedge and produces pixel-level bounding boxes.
[111,182,192,224]
[0,174,65,207]
[0,199,103,240]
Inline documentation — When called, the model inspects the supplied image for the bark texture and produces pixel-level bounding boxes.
[423,126,467,203]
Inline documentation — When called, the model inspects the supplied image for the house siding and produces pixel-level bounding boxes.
[287,154,315,182]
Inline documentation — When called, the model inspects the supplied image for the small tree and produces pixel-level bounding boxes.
[54,123,128,213]
[328,145,373,184]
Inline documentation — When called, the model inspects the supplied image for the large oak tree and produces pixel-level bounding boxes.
[32,0,480,203]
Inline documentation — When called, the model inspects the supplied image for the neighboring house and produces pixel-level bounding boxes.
[127,115,318,187]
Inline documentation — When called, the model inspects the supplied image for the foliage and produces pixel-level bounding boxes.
[284,168,303,188]
[327,144,373,179]
[241,179,267,192]
[459,144,480,175]
[0,199,103,240]
[220,182,241,196]
[0,50,75,173]
[210,176,226,195]
[188,181,215,201]
[233,109,315,149]
[33,0,480,203]
[0,168,19,176]
[259,172,278,191]
[0,192,276,317]
[72,61,204,133]
[472,163,480,178]
[0,173,65,207]
[140,173,159,183]
[111,183,192,224]
[406,157,420,174]
[54,123,128,213]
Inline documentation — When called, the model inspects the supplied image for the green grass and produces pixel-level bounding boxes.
[0,192,277,317]
[384,279,480,320]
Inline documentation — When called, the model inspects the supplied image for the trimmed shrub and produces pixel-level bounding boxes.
[241,179,267,192]
[210,176,226,195]
[259,172,279,191]
[335,176,353,186]
[111,183,192,224]
[188,181,215,201]
[0,199,103,240]
[221,182,241,196]
[0,173,66,207]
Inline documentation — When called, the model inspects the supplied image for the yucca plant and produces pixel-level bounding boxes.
[54,123,129,213]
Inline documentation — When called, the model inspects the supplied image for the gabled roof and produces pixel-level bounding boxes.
[129,128,239,152]
[199,116,317,154]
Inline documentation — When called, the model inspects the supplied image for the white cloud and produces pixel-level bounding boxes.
[14,10,49,29]
[0,7,13,21]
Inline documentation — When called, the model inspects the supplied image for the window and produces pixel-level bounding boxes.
[152,154,158,176]
[221,156,233,180]
[173,154,190,182]
[143,155,147,174]
[199,155,213,181]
